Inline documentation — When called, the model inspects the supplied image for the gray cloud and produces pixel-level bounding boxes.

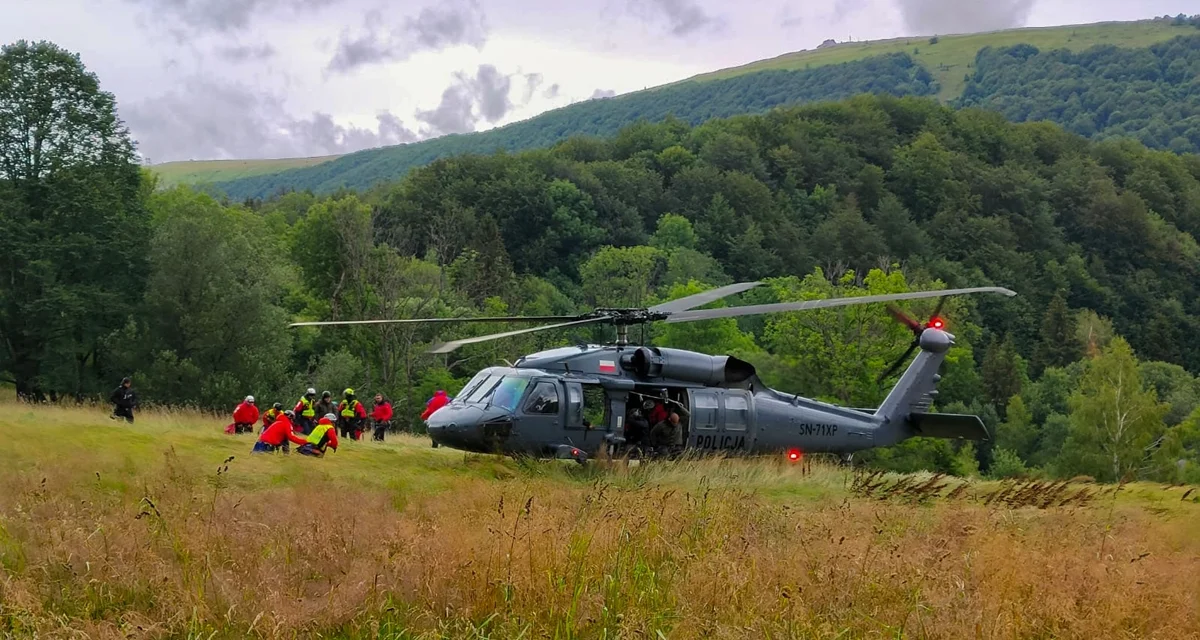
[327,1,487,74]
[543,83,561,99]
[125,0,336,35]
[590,88,616,99]
[122,78,418,163]
[415,65,538,136]
[215,43,277,62]
[832,0,870,22]
[894,0,1036,35]
[522,73,544,102]
[629,0,726,36]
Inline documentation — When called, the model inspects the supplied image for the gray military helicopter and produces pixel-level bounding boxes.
[292,283,1016,462]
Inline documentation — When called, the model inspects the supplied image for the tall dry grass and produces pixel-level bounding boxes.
[1,404,1199,639]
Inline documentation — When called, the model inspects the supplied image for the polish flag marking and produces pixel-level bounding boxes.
[598,360,616,374]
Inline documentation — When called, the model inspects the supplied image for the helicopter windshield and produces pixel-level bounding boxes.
[459,372,499,403]
[457,373,531,412]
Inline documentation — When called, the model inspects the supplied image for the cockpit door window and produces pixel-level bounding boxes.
[523,381,561,415]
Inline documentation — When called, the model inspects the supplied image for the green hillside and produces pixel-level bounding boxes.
[150,155,341,188]
[215,53,937,199]
[693,19,1195,99]
[207,17,1200,200]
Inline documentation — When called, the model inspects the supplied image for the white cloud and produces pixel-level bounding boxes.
[3,0,1198,161]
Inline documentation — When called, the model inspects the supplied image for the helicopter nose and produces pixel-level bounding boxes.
[426,403,498,451]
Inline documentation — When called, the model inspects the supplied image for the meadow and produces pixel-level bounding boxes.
[689,19,1197,99]
[2,402,1199,639]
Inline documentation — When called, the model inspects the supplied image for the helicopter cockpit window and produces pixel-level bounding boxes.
[524,381,560,415]
[462,374,502,404]
[458,372,494,403]
[488,377,531,412]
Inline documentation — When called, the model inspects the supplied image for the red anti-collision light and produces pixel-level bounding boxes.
[927,317,945,330]
[787,448,801,461]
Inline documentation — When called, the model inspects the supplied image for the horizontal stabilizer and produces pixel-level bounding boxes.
[909,412,990,441]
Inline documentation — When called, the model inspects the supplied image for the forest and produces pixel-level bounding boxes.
[959,33,1200,153]
[211,26,1200,199]
[6,40,1200,483]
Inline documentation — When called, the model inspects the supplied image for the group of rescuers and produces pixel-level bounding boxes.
[228,387,452,457]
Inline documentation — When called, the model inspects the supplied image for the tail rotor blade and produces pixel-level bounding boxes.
[877,341,919,383]
[928,296,948,324]
[886,303,922,335]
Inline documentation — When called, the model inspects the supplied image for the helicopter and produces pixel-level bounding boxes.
[291,282,1016,463]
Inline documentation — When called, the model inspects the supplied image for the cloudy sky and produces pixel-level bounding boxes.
[4,0,1195,164]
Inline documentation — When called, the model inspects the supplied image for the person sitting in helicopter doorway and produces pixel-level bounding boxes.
[338,388,367,440]
[294,388,318,435]
[109,377,137,423]
[314,390,336,421]
[643,394,668,426]
[370,393,393,441]
[649,411,683,452]
[298,413,340,457]
[624,404,649,447]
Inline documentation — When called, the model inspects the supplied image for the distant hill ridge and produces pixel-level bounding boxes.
[162,17,1197,198]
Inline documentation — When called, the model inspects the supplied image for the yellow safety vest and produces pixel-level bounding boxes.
[307,422,334,446]
[340,399,360,418]
[298,397,315,417]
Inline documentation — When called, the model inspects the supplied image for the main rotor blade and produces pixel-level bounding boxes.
[427,316,609,354]
[289,315,583,328]
[649,281,763,314]
[663,286,1017,323]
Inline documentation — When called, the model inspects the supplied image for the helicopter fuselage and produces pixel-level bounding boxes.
[425,334,987,462]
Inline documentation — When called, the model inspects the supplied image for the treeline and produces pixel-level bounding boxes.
[959,33,1200,153]
[212,54,937,199]
[7,40,1200,481]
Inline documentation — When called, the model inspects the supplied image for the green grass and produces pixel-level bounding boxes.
[689,19,1197,100]
[150,155,342,189]
[6,402,1198,637]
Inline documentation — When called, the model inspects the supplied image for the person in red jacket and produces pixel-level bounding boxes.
[370,393,393,441]
[226,395,259,434]
[253,410,307,454]
[421,390,450,420]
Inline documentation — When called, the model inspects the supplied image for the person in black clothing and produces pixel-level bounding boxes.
[110,377,137,423]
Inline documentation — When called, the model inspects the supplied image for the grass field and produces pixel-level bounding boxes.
[689,20,1198,100]
[150,156,342,189]
[3,402,1199,638]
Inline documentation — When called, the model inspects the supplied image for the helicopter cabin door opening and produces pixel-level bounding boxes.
[622,386,690,451]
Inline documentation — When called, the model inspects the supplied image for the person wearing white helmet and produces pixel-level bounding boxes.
[228,394,260,434]
[293,388,318,435]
